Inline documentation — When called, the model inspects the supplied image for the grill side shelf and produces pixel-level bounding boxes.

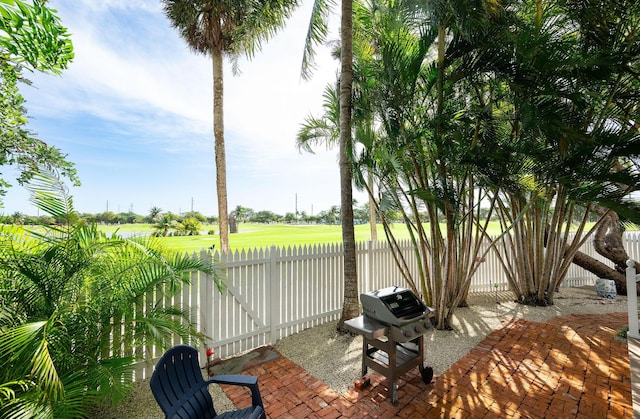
[344,315,387,340]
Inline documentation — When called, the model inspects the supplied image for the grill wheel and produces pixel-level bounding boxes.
[420,365,434,384]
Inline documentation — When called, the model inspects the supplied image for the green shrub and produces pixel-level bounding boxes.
[616,325,629,341]
[0,174,224,418]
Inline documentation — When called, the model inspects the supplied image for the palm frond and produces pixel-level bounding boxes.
[0,397,52,419]
[302,0,337,80]
[29,335,63,403]
[0,321,47,370]
[85,357,134,406]
[0,320,67,418]
[1,165,222,415]
[235,0,299,59]
[24,172,74,225]
[49,373,97,418]
[0,380,31,406]
[138,306,204,349]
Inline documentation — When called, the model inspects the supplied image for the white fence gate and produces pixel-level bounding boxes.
[131,232,640,379]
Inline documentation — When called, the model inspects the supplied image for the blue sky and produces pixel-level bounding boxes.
[2,0,362,217]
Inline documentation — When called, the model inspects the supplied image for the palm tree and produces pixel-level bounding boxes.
[153,212,175,236]
[298,79,382,324]
[148,205,162,222]
[360,0,639,322]
[344,0,531,328]
[485,0,640,304]
[231,205,253,223]
[301,0,359,329]
[302,0,639,328]
[0,173,221,418]
[178,216,203,235]
[161,0,299,252]
[9,212,24,225]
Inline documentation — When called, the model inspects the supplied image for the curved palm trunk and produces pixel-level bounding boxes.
[337,0,359,331]
[573,210,640,295]
[212,50,229,253]
[368,172,377,241]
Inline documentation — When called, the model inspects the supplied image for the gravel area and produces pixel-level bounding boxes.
[275,286,628,394]
[95,285,628,418]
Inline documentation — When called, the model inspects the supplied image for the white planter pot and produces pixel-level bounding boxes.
[594,278,617,299]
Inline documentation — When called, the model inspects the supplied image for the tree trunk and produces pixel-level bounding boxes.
[368,172,377,241]
[593,212,640,273]
[571,211,640,295]
[337,0,359,331]
[572,250,627,291]
[212,50,229,253]
[229,213,237,234]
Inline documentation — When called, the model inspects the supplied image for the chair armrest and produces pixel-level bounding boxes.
[208,374,257,386]
[207,374,264,414]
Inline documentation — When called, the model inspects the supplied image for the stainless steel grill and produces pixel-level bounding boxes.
[345,286,434,404]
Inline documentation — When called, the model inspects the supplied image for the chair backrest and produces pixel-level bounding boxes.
[150,345,217,418]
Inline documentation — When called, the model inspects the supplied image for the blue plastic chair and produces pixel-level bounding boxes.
[150,345,265,419]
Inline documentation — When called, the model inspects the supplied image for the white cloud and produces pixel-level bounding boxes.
[6,0,351,216]
[60,0,162,16]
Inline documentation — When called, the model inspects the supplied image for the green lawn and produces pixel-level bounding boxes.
[94,222,515,253]
[148,223,413,253]
[23,221,597,253]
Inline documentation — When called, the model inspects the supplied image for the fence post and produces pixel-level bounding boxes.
[200,250,217,362]
[627,259,640,339]
[366,240,373,292]
[268,245,279,345]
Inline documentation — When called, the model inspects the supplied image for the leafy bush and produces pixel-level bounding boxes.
[0,174,223,418]
[616,325,629,341]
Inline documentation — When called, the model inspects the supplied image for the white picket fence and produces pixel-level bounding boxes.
[131,232,640,379]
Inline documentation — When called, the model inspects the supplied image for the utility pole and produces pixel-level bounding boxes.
[295,193,298,219]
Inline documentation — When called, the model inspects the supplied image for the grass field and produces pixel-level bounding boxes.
[101,223,414,253]
[24,221,609,253]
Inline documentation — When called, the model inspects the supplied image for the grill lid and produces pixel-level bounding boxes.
[360,286,427,326]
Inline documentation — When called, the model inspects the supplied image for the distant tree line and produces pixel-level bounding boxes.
[0,201,401,227]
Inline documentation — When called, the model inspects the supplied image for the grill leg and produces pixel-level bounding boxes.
[389,342,398,405]
[390,381,398,404]
[361,338,368,377]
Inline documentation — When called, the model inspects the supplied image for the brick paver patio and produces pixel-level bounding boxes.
[223,313,632,418]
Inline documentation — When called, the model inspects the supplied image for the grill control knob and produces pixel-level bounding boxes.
[424,321,430,329]
[403,328,413,338]
[414,325,422,334]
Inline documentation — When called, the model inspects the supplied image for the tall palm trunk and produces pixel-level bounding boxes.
[368,172,377,241]
[434,22,453,329]
[212,49,229,253]
[337,0,359,330]
[163,0,300,253]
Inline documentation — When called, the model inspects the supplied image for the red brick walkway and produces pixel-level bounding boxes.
[223,313,632,418]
